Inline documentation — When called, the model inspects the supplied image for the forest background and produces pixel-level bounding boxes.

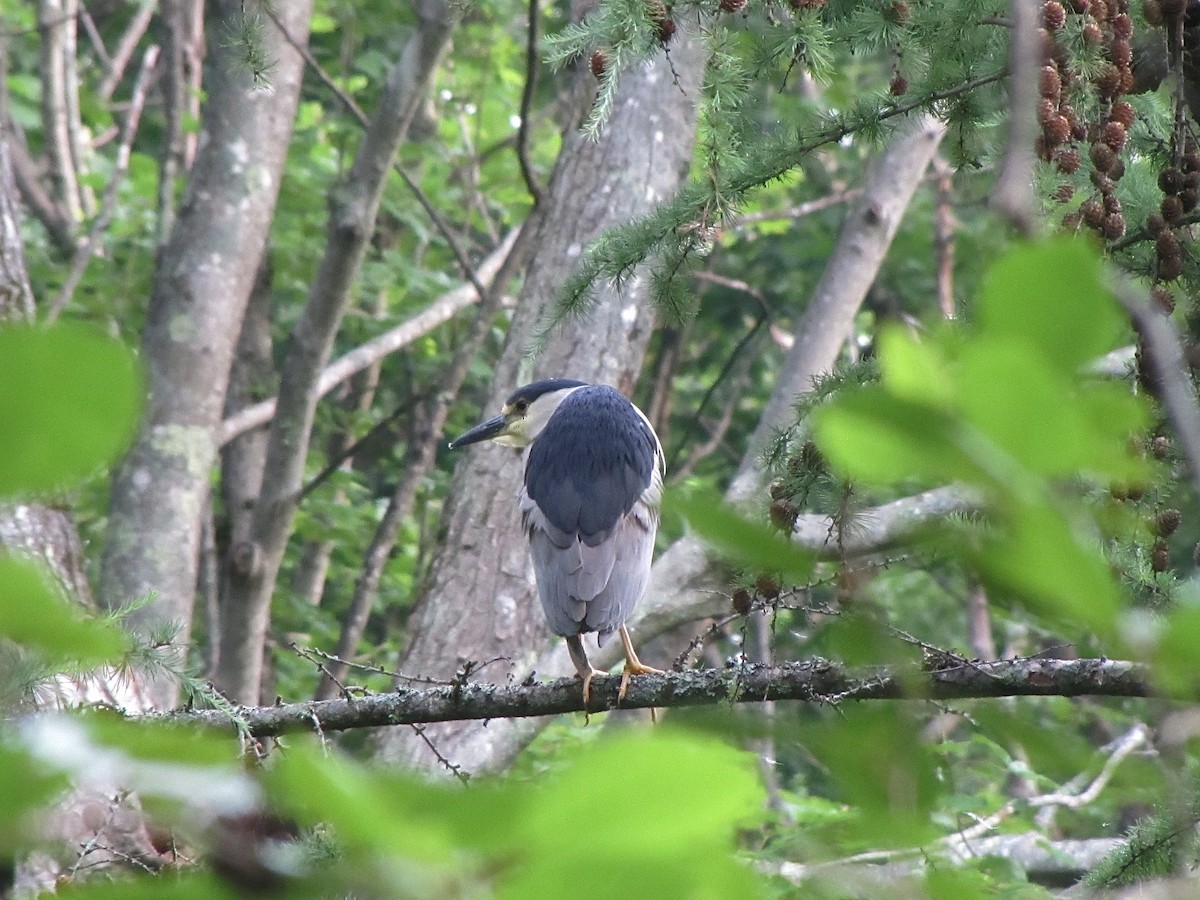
[2,0,1200,896]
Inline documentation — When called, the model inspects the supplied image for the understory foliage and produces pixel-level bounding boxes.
[7,0,1200,897]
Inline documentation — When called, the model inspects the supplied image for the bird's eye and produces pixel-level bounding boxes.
[513,399,529,415]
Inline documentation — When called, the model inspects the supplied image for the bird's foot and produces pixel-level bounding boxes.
[618,659,665,702]
[580,666,607,709]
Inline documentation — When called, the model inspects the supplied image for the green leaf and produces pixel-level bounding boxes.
[0,742,67,849]
[57,873,243,900]
[669,489,814,581]
[804,706,941,846]
[0,324,143,496]
[504,729,766,899]
[976,237,1124,375]
[0,557,128,662]
[812,389,983,485]
[877,325,953,408]
[972,502,1120,638]
[264,741,464,861]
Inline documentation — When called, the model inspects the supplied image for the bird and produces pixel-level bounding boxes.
[449,378,665,705]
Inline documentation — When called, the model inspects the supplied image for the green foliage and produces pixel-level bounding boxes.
[812,239,1146,636]
[670,489,815,582]
[0,557,128,665]
[0,324,142,498]
[13,723,767,898]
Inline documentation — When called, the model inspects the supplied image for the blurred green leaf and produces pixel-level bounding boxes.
[504,729,766,899]
[264,741,465,862]
[804,706,941,846]
[0,557,128,662]
[0,741,67,848]
[812,389,982,485]
[57,873,243,900]
[670,489,814,580]
[972,502,1121,638]
[976,237,1124,375]
[0,324,142,497]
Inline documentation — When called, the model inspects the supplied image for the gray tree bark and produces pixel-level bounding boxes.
[374,27,709,772]
[99,0,314,708]
[214,0,456,703]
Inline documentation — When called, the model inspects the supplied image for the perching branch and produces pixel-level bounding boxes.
[166,657,1152,739]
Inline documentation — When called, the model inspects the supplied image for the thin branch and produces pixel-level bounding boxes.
[733,188,862,227]
[161,657,1153,738]
[6,133,76,252]
[46,45,159,323]
[98,0,155,102]
[265,4,488,299]
[216,227,519,445]
[516,0,543,206]
[991,0,1039,233]
[38,0,84,222]
[1117,279,1200,500]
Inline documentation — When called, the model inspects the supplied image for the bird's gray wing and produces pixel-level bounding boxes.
[584,500,658,645]
[521,489,658,641]
[521,488,615,636]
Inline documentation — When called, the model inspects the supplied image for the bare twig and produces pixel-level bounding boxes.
[774,723,1150,885]
[264,4,487,299]
[38,0,84,222]
[216,227,519,445]
[47,45,159,322]
[98,0,155,102]
[1117,279,1200,500]
[991,0,1040,233]
[516,0,543,206]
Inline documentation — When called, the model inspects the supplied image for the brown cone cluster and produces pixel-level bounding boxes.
[1045,0,1136,242]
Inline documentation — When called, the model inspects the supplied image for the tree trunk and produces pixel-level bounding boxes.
[373,28,709,773]
[99,0,313,708]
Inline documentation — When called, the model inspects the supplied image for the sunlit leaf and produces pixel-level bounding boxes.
[504,729,766,899]
[972,503,1120,638]
[0,324,142,496]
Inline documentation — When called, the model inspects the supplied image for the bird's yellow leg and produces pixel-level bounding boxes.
[566,635,606,708]
[617,624,664,702]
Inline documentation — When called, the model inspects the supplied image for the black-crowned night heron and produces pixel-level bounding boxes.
[449,378,664,703]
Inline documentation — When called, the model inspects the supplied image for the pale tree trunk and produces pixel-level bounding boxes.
[213,0,456,704]
[403,115,950,774]
[373,27,709,773]
[98,0,313,709]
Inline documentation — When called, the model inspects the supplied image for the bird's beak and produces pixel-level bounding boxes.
[449,414,508,449]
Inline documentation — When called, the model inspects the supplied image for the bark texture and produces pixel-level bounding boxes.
[173,657,1153,739]
[99,0,313,708]
[214,0,456,703]
[374,28,709,772]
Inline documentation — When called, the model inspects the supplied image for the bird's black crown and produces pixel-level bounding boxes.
[505,378,589,408]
